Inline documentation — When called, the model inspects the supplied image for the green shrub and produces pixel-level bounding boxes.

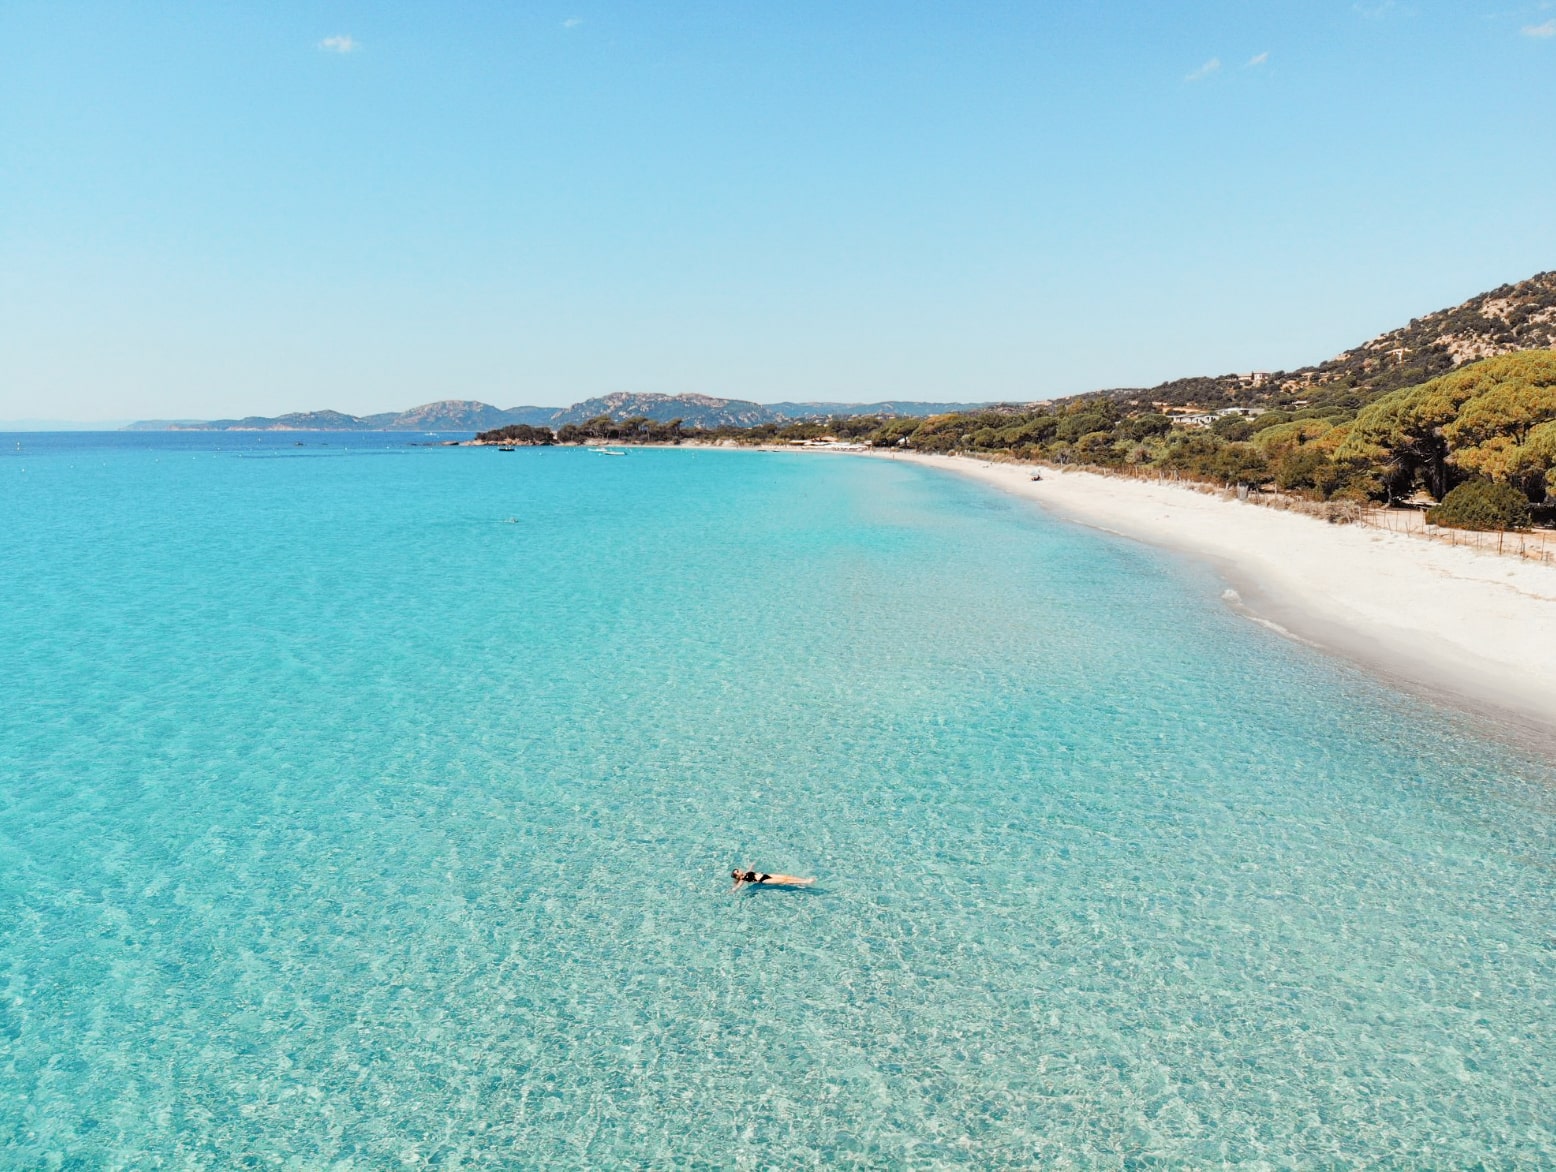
[1250,410,1292,432]
[1425,480,1532,531]
[1055,411,1112,442]
[1210,415,1255,441]
[1120,412,1172,441]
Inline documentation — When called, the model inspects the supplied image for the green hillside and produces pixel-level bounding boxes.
[1103,271,1556,413]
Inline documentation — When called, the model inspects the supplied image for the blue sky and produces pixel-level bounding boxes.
[2,2,1554,421]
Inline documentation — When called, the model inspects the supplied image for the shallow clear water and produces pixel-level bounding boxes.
[3,433,1554,1168]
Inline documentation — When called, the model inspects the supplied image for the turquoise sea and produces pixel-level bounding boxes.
[3,432,1554,1168]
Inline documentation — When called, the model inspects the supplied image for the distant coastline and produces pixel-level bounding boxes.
[121,394,992,434]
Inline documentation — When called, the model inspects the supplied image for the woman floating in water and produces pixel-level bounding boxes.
[731,868,814,892]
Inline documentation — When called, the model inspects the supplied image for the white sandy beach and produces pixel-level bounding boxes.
[884,452,1556,735]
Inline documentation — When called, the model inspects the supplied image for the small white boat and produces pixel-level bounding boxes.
[593,447,627,456]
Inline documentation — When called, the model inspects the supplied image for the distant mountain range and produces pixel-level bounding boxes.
[119,271,1556,432]
[125,395,991,432]
[125,400,540,432]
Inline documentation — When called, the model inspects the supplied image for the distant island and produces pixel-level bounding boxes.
[124,394,992,433]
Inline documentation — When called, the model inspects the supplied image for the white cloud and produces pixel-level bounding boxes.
[562,17,584,29]
[1185,57,1221,82]
[1522,19,1556,36]
[1246,51,1270,67]
[318,34,358,54]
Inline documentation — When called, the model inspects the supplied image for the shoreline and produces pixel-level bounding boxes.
[473,439,1556,738]
[871,452,1556,739]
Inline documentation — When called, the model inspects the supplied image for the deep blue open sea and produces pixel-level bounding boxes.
[3,431,1554,1168]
